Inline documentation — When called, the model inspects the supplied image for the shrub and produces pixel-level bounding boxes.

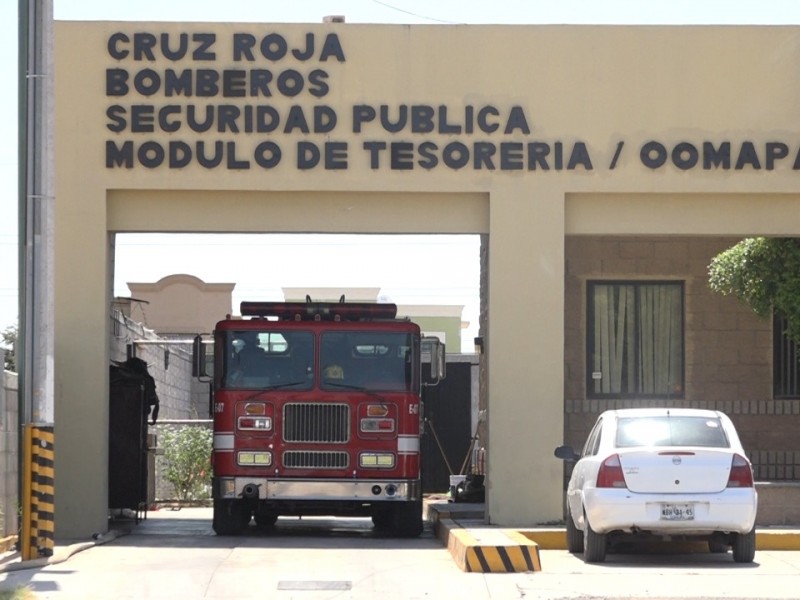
[160,425,212,502]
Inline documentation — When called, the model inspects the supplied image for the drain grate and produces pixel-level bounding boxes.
[277,581,352,591]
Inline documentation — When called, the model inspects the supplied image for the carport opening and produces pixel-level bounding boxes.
[111,233,480,351]
[107,232,484,513]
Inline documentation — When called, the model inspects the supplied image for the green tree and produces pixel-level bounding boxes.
[1,323,16,372]
[708,238,800,341]
[160,425,212,502]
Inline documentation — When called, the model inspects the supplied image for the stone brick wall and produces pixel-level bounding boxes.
[110,310,209,420]
[1,358,19,537]
[564,236,800,481]
[110,312,211,502]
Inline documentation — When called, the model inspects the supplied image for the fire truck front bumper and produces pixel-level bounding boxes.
[215,477,421,502]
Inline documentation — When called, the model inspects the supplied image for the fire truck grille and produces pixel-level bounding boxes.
[283,403,350,443]
[283,450,350,470]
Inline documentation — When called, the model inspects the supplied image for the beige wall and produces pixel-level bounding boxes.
[55,22,800,536]
[127,274,235,335]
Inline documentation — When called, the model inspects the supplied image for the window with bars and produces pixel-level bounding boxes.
[587,281,684,399]
[774,314,800,399]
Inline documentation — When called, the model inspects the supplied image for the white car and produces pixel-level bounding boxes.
[554,408,758,563]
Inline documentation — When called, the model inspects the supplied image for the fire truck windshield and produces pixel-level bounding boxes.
[223,330,314,390]
[321,331,417,392]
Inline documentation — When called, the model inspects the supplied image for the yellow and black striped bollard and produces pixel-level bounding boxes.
[22,423,55,560]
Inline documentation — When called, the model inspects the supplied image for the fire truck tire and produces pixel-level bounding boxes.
[254,509,279,528]
[371,510,392,530]
[213,499,249,535]
[388,499,424,538]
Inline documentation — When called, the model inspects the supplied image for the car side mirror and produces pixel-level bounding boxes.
[554,445,580,462]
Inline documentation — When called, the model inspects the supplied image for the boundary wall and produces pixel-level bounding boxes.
[1,356,19,538]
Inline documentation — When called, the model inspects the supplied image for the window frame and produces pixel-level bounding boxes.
[774,313,800,399]
[586,280,685,400]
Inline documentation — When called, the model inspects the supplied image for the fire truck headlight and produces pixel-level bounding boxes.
[238,416,272,431]
[360,418,395,433]
[359,453,395,468]
[237,451,272,466]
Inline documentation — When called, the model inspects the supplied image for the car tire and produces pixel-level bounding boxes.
[565,511,584,553]
[732,528,756,563]
[583,516,607,563]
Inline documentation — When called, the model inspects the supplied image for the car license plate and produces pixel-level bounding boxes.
[661,503,694,521]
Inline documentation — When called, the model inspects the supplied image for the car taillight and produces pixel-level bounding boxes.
[596,454,628,488]
[727,454,754,488]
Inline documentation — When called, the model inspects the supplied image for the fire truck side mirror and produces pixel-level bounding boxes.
[422,337,446,386]
[192,335,211,379]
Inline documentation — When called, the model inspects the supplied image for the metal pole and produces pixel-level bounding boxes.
[19,0,55,423]
[17,0,30,528]
[28,0,55,424]
[19,0,55,555]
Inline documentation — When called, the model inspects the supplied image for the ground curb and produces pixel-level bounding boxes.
[428,502,800,572]
[0,529,128,573]
[0,535,16,553]
[756,530,800,550]
[434,516,542,573]
[518,528,567,549]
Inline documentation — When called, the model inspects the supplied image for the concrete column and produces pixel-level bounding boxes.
[485,184,565,527]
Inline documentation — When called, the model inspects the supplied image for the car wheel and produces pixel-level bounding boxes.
[732,528,756,563]
[583,516,607,563]
[565,510,584,553]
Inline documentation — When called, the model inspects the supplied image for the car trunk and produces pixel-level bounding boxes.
[618,449,733,494]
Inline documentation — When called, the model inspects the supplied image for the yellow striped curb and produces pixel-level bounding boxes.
[518,528,800,551]
[430,503,800,572]
[434,517,542,573]
[518,529,567,549]
[756,530,800,550]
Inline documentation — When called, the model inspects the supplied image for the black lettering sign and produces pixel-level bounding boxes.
[672,142,698,170]
[363,141,385,169]
[641,141,667,169]
[766,142,789,170]
[255,141,281,168]
[703,141,731,169]
[568,143,593,170]
[735,142,761,170]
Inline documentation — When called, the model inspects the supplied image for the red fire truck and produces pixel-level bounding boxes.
[195,298,445,537]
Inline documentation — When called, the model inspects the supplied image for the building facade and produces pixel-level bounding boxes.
[53,22,800,536]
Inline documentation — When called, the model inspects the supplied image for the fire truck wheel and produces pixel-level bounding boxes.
[388,499,424,538]
[213,499,249,536]
[254,509,279,528]
[371,510,392,530]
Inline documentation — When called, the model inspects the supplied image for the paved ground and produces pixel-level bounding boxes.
[2,505,800,599]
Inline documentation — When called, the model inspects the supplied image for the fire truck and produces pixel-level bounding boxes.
[194,298,445,537]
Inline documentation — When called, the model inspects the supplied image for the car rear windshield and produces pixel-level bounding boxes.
[615,416,730,448]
